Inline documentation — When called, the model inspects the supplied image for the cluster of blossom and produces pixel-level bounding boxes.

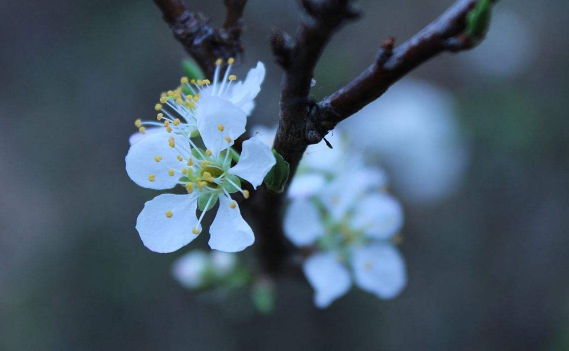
[252,128,408,308]
[125,60,275,253]
[172,250,239,289]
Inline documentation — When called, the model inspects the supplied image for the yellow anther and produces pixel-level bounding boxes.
[157,113,164,121]
[225,136,232,143]
[205,149,212,156]
[148,174,156,182]
[134,119,142,128]
[228,57,235,65]
[230,201,237,209]
[203,79,211,85]
[187,158,194,166]
[192,227,200,235]
[165,210,173,218]
[154,156,162,163]
[215,58,223,66]
[181,168,188,175]
[160,96,168,104]
[176,98,183,105]
[169,136,175,142]
[181,77,189,84]
[217,124,225,132]
[138,127,146,134]
[193,95,199,101]
[202,172,214,182]
[167,90,175,96]
[166,126,172,133]
[169,140,175,148]
[177,155,183,162]
[155,103,162,111]
[197,181,207,189]
[173,118,180,126]
[197,80,204,86]
[160,92,167,98]
[187,101,196,109]
[228,74,237,81]
[168,169,175,177]
[200,161,210,168]
[185,182,194,193]
[190,79,196,84]
[243,190,250,199]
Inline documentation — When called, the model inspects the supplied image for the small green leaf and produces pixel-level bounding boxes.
[182,59,205,82]
[251,281,276,315]
[466,0,492,38]
[264,150,290,193]
[198,194,219,212]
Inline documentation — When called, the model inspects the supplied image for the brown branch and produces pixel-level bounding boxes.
[254,0,496,275]
[316,0,499,130]
[153,0,248,78]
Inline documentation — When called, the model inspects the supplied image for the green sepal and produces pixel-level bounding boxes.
[223,174,242,194]
[466,0,492,38]
[178,176,190,183]
[192,147,205,160]
[251,281,276,315]
[263,150,290,193]
[190,129,200,138]
[182,59,205,82]
[198,194,219,212]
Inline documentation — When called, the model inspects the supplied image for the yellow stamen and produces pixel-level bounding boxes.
[168,169,175,177]
[243,190,250,199]
[181,168,188,175]
[228,57,235,65]
[163,120,170,127]
[203,79,211,85]
[165,210,173,218]
[187,158,194,166]
[138,127,146,134]
[201,161,210,168]
[173,118,180,126]
[166,126,172,133]
[157,113,163,121]
[225,136,232,143]
[215,58,223,66]
[205,149,212,156]
[154,156,162,162]
[228,75,237,81]
[190,79,196,84]
[192,227,200,235]
[148,174,156,182]
[160,96,168,104]
[167,90,175,96]
[185,182,194,193]
[217,124,225,132]
[176,98,183,105]
[134,119,142,128]
[181,77,189,84]
[177,155,183,162]
[155,104,162,111]
[202,172,214,182]
[169,140,175,148]
[230,201,237,209]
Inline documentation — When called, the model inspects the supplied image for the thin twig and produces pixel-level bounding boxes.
[153,0,248,78]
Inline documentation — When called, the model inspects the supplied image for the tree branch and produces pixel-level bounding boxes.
[153,0,248,78]
[316,0,499,130]
[255,0,496,275]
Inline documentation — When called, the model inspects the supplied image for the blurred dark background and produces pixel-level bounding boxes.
[1,0,568,350]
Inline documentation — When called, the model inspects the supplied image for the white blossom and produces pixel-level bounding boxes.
[283,134,406,308]
[172,250,238,289]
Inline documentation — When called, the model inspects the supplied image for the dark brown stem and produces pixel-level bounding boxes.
[153,0,247,78]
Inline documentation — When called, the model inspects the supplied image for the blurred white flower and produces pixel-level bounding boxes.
[284,135,406,308]
[342,80,469,204]
[171,250,209,289]
[172,250,238,289]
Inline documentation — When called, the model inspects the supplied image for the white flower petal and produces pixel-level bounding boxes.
[211,251,237,276]
[208,196,254,252]
[352,244,407,299]
[283,199,324,247]
[352,193,404,239]
[229,62,265,113]
[196,95,247,156]
[136,194,199,253]
[288,173,327,199]
[230,136,276,189]
[171,250,209,289]
[303,252,352,308]
[125,131,186,190]
[129,128,166,145]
